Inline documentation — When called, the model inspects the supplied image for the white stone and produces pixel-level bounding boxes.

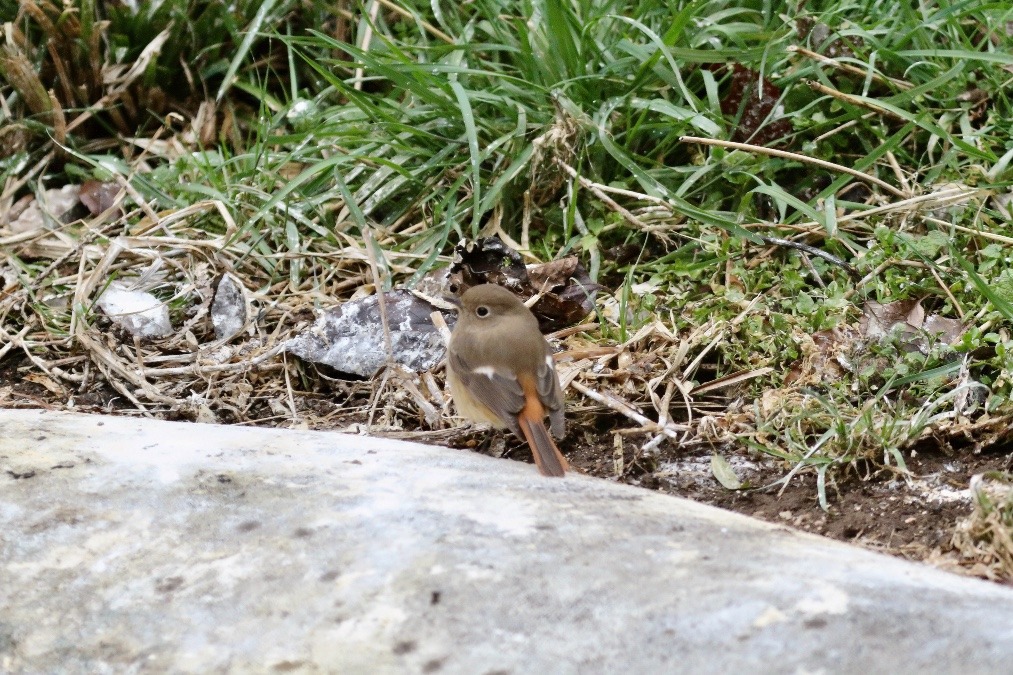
[2,409,1013,673]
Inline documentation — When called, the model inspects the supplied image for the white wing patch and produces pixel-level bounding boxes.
[473,366,498,379]
[545,355,554,370]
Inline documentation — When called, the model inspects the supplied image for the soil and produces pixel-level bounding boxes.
[3,354,1011,585]
[452,412,1013,583]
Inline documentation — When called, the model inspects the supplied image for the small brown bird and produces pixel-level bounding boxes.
[447,284,568,477]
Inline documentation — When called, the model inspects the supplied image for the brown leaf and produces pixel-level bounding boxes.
[958,88,990,104]
[527,257,602,331]
[860,299,965,354]
[448,236,600,332]
[958,88,991,125]
[860,299,923,341]
[448,235,528,294]
[192,100,218,147]
[0,123,31,159]
[528,256,583,292]
[718,64,793,146]
[922,314,965,346]
[79,180,122,217]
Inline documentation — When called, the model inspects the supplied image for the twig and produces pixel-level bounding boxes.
[371,0,454,44]
[649,380,678,447]
[521,190,531,252]
[70,237,119,337]
[109,173,160,227]
[787,46,912,90]
[680,135,907,198]
[364,228,393,359]
[928,264,964,321]
[813,117,865,144]
[556,160,685,235]
[74,329,176,404]
[0,325,28,360]
[804,79,907,123]
[430,310,452,347]
[844,258,895,300]
[570,379,687,439]
[931,219,1013,245]
[757,235,859,278]
[691,367,774,396]
[140,342,287,376]
[885,151,911,194]
[397,369,441,427]
[282,352,299,423]
[422,370,446,406]
[742,186,980,234]
[548,322,599,340]
[613,433,624,477]
[91,357,154,414]
[556,346,618,361]
[0,325,82,384]
[557,161,672,208]
[367,366,392,429]
[353,1,382,91]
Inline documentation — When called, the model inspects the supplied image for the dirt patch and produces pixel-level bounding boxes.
[448,410,1013,584]
[558,420,1013,583]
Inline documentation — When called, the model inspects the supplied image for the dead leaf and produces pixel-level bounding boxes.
[79,180,123,218]
[448,235,529,294]
[711,453,742,490]
[716,64,793,146]
[861,299,965,353]
[23,372,66,396]
[0,122,31,159]
[994,192,1013,220]
[448,236,600,331]
[922,314,965,346]
[957,88,990,125]
[860,298,922,341]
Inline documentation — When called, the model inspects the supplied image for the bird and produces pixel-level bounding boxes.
[446,284,568,477]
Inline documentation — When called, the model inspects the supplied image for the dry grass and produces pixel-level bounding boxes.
[952,473,1013,582]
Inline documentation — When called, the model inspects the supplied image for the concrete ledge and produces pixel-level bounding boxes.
[1,409,1012,673]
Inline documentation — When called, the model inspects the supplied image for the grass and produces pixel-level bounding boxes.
[3,0,1013,566]
[953,472,1013,580]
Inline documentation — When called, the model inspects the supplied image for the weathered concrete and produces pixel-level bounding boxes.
[1,408,1011,674]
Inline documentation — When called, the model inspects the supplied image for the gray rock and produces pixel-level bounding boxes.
[283,290,448,377]
[1,409,1012,674]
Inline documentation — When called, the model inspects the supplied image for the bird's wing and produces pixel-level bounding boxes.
[448,349,526,436]
[535,352,566,438]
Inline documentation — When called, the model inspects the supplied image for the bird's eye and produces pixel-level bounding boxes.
[448,282,460,294]
[475,305,489,317]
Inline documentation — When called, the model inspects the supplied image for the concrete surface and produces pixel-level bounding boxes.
[1,408,1012,674]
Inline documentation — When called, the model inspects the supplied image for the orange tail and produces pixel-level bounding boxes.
[518,415,568,477]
